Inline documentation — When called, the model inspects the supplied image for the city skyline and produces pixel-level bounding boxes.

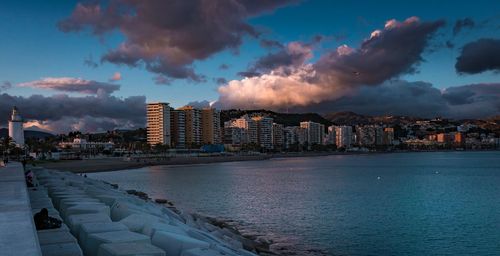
[0,0,499,133]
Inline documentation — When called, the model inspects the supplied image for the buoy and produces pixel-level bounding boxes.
[377,176,381,180]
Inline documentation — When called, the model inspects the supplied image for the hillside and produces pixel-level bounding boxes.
[0,128,54,139]
[324,111,422,125]
[220,109,333,127]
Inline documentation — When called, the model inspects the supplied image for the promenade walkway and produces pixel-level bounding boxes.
[0,162,42,256]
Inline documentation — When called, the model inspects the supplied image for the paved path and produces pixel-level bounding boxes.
[0,162,42,256]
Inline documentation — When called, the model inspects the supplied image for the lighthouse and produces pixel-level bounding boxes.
[8,106,25,147]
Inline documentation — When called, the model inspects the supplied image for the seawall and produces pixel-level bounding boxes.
[0,162,42,256]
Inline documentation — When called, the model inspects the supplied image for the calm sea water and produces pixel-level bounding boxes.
[88,152,500,256]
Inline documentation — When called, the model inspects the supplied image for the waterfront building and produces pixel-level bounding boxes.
[59,138,114,151]
[8,106,24,147]
[300,121,325,146]
[230,115,258,144]
[383,127,395,145]
[146,103,171,146]
[454,132,465,146]
[335,126,353,149]
[178,106,202,148]
[272,123,284,150]
[375,126,384,145]
[223,125,246,147]
[325,125,336,145]
[252,116,274,150]
[284,126,299,149]
[356,125,376,146]
[201,108,221,145]
[170,109,186,149]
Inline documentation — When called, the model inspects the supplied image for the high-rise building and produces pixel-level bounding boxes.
[146,103,171,146]
[454,132,464,145]
[223,125,246,146]
[335,126,352,149]
[170,109,186,149]
[284,126,299,149]
[325,125,336,145]
[252,116,274,150]
[201,108,221,145]
[230,115,258,144]
[375,126,385,145]
[8,106,24,147]
[300,121,325,145]
[383,127,394,145]
[356,125,376,146]
[178,106,201,148]
[272,123,284,150]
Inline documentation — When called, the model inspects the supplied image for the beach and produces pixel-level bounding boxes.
[38,155,272,173]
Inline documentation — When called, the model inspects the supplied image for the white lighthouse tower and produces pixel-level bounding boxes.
[8,107,25,147]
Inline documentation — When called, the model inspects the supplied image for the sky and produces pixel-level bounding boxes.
[0,0,499,133]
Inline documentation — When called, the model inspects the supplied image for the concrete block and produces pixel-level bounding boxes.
[78,222,128,246]
[40,242,83,256]
[181,247,235,256]
[152,231,210,256]
[67,213,111,236]
[86,230,150,256]
[97,242,165,256]
[37,230,77,245]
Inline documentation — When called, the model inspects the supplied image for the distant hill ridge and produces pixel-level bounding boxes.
[0,128,54,139]
[220,109,333,127]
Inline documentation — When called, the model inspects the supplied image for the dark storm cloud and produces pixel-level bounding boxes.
[288,81,500,119]
[455,38,500,74]
[18,77,120,95]
[246,41,313,74]
[219,17,447,109]
[453,18,475,35]
[59,0,296,81]
[293,81,449,118]
[314,17,446,88]
[0,93,146,133]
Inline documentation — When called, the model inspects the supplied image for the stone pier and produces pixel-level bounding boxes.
[0,162,42,256]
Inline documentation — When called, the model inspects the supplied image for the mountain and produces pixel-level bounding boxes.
[0,128,55,139]
[323,111,422,126]
[220,109,333,127]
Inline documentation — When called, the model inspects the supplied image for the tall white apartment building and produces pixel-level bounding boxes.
[147,103,171,146]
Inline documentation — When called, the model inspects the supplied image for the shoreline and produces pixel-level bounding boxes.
[38,150,499,173]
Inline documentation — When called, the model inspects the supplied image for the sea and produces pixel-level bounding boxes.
[88,151,500,256]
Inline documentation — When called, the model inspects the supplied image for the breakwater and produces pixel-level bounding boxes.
[29,166,267,255]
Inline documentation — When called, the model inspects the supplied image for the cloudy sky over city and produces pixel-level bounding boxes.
[0,0,499,132]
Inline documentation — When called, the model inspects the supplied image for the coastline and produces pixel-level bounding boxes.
[37,150,499,173]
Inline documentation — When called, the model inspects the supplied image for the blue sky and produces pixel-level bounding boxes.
[0,0,498,132]
[1,0,498,107]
